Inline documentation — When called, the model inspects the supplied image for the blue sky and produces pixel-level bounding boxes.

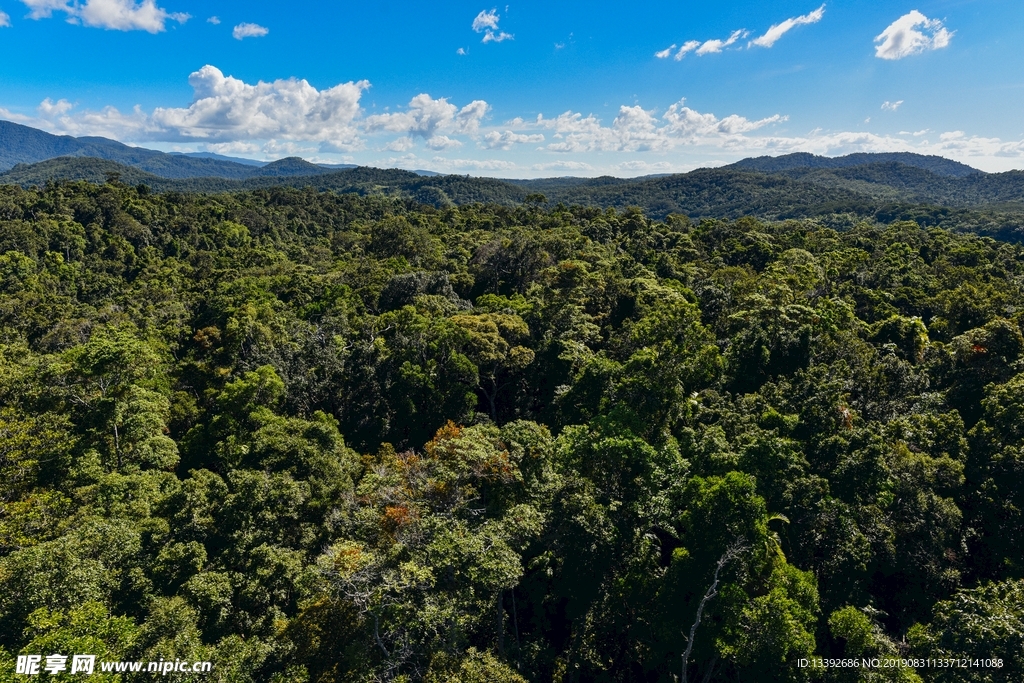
[1,0,1023,175]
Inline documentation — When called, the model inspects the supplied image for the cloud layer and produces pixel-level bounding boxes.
[875,10,953,60]
[20,0,188,32]
[5,65,1024,175]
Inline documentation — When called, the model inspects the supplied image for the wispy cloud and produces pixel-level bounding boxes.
[674,40,701,60]
[881,100,903,111]
[456,47,467,55]
[0,9,10,26]
[20,0,189,32]
[656,31,746,60]
[482,30,512,43]
[751,4,825,48]
[206,15,218,24]
[472,7,512,43]
[233,22,268,40]
[875,10,953,60]
[696,29,747,55]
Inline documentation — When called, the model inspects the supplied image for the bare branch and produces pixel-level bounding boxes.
[681,537,748,683]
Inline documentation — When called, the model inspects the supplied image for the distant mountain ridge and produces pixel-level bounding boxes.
[0,120,356,179]
[727,152,982,178]
[5,154,1024,222]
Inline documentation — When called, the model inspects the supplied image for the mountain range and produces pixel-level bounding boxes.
[3,118,1024,240]
[0,119,356,179]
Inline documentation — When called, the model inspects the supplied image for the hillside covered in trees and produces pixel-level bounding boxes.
[4,154,1024,246]
[1,179,1023,682]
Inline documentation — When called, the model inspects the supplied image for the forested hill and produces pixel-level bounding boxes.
[5,155,1024,243]
[728,151,982,178]
[1,180,1023,681]
[0,120,355,179]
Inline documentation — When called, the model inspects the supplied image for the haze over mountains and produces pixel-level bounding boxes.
[3,118,1024,237]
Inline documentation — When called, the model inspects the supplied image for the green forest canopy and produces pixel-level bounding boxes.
[1,179,1023,682]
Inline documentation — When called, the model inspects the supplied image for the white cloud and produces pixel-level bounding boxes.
[204,140,261,155]
[881,100,903,111]
[0,9,10,25]
[675,40,701,60]
[15,66,371,146]
[15,64,1024,174]
[655,44,676,59]
[472,7,512,43]
[471,8,499,32]
[697,30,747,55]
[456,47,467,55]
[385,136,415,152]
[482,130,545,150]
[751,4,825,48]
[367,94,490,140]
[875,10,953,60]
[21,0,189,32]
[482,30,512,43]
[206,15,218,24]
[38,98,74,117]
[20,0,65,19]
[233,22,268,40]
[535,99,785,154]
[440,158,519,171]
[425,135,463,150]
[532,160,595,172]
[146,66,369,143]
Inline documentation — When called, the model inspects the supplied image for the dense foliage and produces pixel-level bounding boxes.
[4,155,1024,245]
[1,180,1023,682]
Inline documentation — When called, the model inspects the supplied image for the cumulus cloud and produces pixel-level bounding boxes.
[367,94,490,140]
[233,22,267,40]
[21,0,189,32]
[385,137,415,152]
[0,9,10,25]
[751,4,825,48]
[875,10,953,60]
[23,65,370,150]
[472,7,512,43]
[148,66,368,143]
[482,130,545,150]
[881,100,903,111]
[534,99,785,154]
[16,63,1024,173]
[206,15,218,24]
[425,135,463,150]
